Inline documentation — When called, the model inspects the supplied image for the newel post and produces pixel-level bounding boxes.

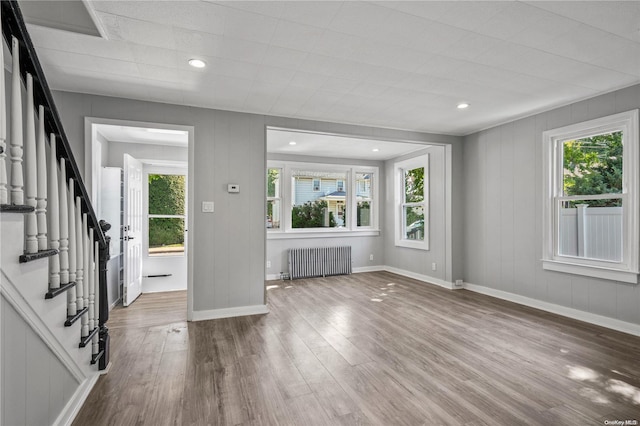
[98,220,111,370]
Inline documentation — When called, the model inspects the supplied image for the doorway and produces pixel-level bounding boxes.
[86,118,194,317]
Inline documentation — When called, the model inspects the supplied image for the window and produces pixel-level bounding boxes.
[543,110,639,283]
[356,173,372,227]
[292,170,347,228]
[267,168,281,229]
[267,161,378,236]
[395,155,429,250]
[148,173,186,256]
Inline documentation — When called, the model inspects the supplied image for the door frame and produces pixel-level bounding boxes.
[85,117,195,320]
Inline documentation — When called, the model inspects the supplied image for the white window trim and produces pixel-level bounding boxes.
[394,154,429,250]
[267,160,379,238]
[542,109,639,284]
[266,167,282,230]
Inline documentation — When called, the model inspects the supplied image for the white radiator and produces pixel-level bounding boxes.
[288,246,352,279]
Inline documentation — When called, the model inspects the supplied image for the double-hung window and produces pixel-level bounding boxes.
[147,173,186,256]
[267,161,378,236]
[542,110,639,283]
[395,154,429,250]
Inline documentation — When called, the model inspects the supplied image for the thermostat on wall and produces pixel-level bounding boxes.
[228,184,240,193]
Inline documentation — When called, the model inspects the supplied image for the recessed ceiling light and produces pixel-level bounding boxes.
[457,102,469,109]
[188,59,206,68]
[289,141,297,145]
[372,148,379,152]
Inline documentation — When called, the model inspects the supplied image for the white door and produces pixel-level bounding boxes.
[123,154,143,306]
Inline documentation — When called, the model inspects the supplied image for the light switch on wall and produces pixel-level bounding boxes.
[202,201,214,213]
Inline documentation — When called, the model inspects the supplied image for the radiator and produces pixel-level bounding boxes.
[288,246,352,279]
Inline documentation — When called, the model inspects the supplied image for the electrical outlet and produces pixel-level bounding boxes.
[369,254,374,261]
[432,262,437,271]
[455,279,463,287]
[266,261,271,268]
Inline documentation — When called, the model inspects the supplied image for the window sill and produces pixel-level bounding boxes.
[268,229,380,240]
[394,240,429,251]
[542,259,638,284]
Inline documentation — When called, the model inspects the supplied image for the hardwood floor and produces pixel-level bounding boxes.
[73,272,640,425]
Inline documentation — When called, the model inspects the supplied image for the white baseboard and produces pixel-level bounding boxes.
[53,373,100,426]
[463,281,640,337]
[383,265,456,290]
[192,304,269,321]
[266,273,281,281]
[353,265,385,273]
[109,298,121,311]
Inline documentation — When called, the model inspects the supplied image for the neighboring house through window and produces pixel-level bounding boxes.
[542,110,639,283]
[267,161,378,235]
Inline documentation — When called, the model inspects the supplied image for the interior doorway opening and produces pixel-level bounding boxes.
[86,118,193,318]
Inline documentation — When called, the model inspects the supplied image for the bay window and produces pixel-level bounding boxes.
[267,161,378,236]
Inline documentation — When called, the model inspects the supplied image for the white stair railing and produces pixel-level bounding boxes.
[24,74,37,253]
[36,106,47,250]
[67,178,77,316]
[75,197,84,313]
[0,11,8,205]
[10,36,23,205]
[93,240,100,355]
[58,159,69,285]
[48,134,60,289]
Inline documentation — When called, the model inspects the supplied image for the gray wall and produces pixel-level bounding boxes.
[266,153,385,275]
[1,296,79,426]
[54,92,266,312]
[53,91,462,313]
[463,84,640,325]
[384,145,449,281]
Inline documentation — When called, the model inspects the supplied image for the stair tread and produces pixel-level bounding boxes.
[44,281,76,299]
[65,306,88,327]
[20,248,58,263]
[0,204,35,213]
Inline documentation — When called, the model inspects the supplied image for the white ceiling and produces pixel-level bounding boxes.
[21,1,640,136]
[267,128,427,161]
[95,124,188,147]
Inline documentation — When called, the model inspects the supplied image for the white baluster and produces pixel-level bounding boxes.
[67,178,77,316]
[81,214,89,337]
[88,230,95,336]
[24,74,37,253]
[0,9,8,205]
[10,36,23,205]
[75,197,84,311]
[92,240,100,355]
[48,134,60,289]
[58,158,69,285]
[36,106,47,250]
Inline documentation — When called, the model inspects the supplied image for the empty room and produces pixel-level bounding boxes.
[1,1,639,425]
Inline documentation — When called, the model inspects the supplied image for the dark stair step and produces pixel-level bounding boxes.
[79,327,99,348]
[0,204,35,213]
[20,248,58,263]
[65,306,88,327]
[91,349,105,365]
[44,281,76,299]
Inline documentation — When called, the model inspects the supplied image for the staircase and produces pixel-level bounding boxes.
[1,2,110,424]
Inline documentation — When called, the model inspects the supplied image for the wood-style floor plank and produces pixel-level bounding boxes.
[73,273,640,426]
